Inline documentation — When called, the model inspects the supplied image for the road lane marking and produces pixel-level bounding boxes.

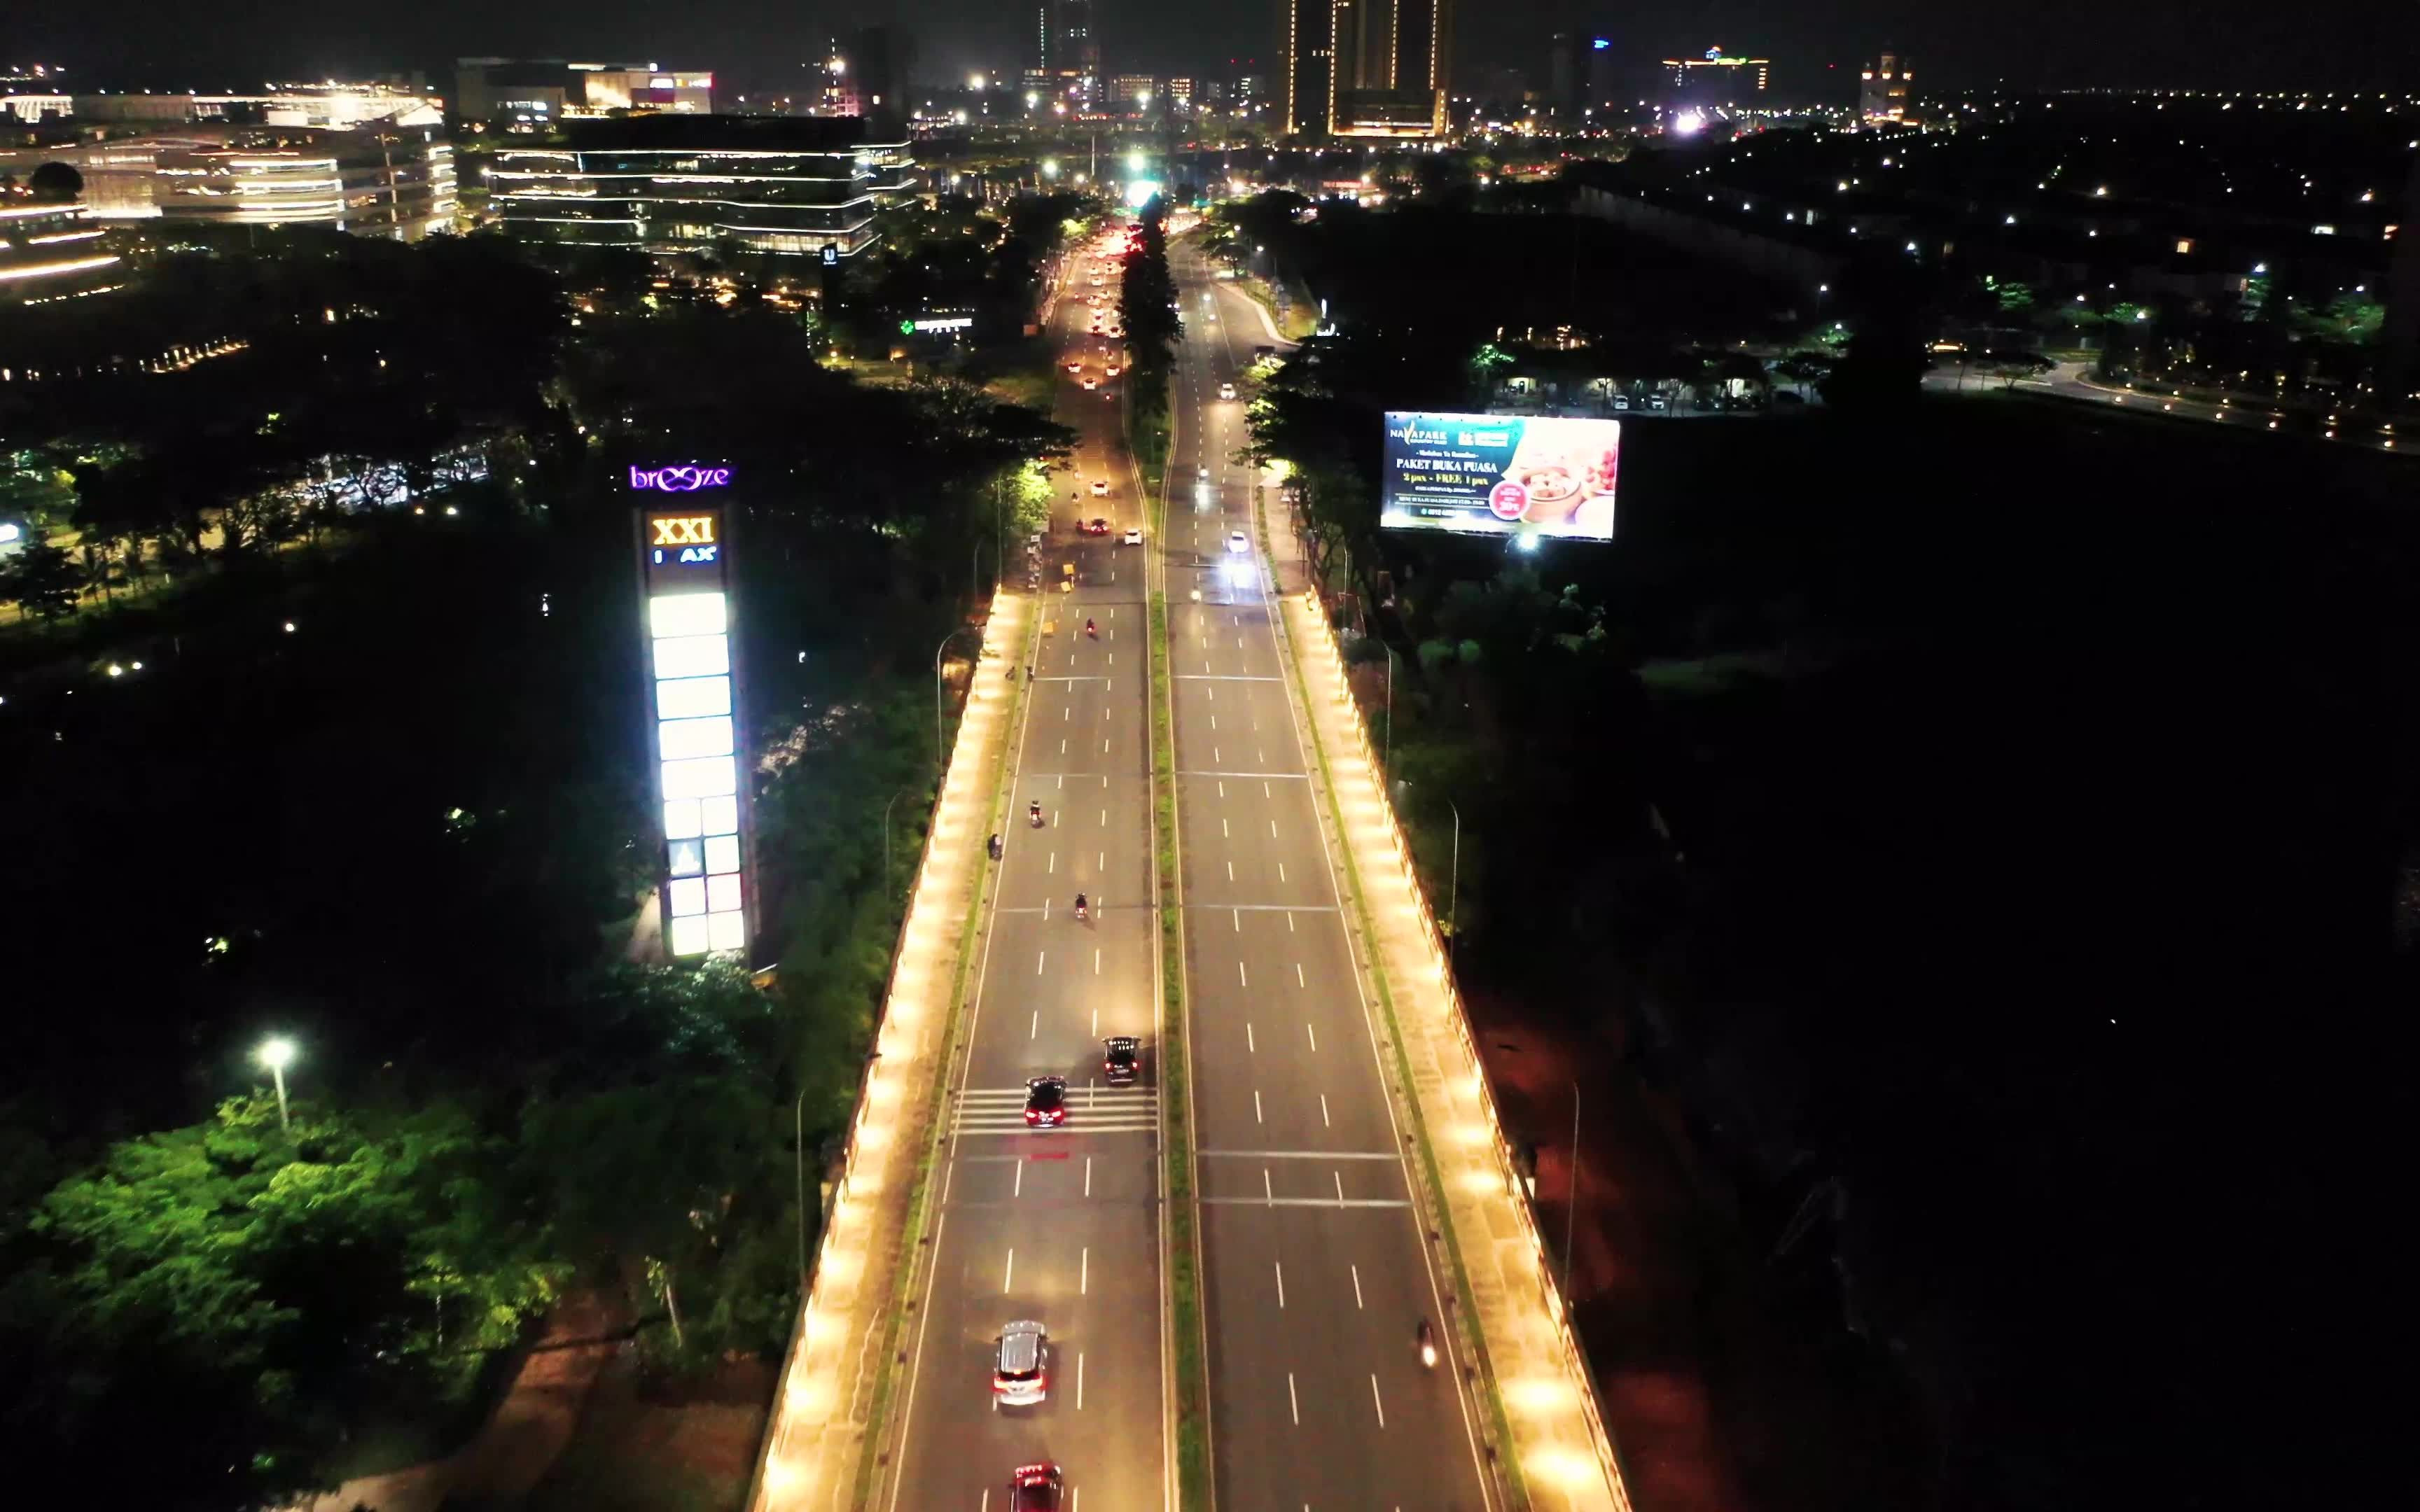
[1275,1261,1286,1308]
[1003,1249,1015,1292]
[1307,1023,1317,1051]
[1037,952,1047,975]
[1247,1022,1256,1053]
[943,1160,957,1203]
[1221,818,1229,837]
[1233,908,1242,932]
[1370,1373,1386,1429]
[1031,1010,1039,1040]
[1014,1161,1024,1196]
[1335,1170,1346,1202]
[1199,1149,1398,1158]
[1279,862,1287,882]
[1265,1168,1274,1203]
[1321,1095,1331,1128]
[1090,1007,1098,1035]
[1097,851,1104,869]
[1352,1265,1365,1309]
[1049,852,1057,874]
[1204,1196,1413,1208]
[1078,1351,1086,1410]
[1253,1088,1263,1123]
[1296,962,1307,988]
[1270,819,1279,838]
[1288,1372,1300,1425]
[1227,861,1235,881]
[1238,961,1248,986]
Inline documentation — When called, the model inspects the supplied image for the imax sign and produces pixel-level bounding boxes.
[630,464,734,492]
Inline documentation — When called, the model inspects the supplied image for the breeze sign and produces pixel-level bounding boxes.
[630,464,733,492]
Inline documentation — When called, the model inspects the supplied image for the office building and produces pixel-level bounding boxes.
[454,59,711,133]
[490,114,912,259]
[1860,52,1912,125]
[0,124,454,239]
[820,27,914,135]
[1164,77,1195,112]
[0,201,121,305]
[1285,0,1452,138]
[1031,0,1101,114]
[1113,74,1158,111]
[1662,46,1769,104]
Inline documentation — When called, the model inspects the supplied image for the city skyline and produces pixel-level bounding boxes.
[10,2,2418,101]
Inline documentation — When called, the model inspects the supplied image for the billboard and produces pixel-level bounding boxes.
[640,500,751,958]
[1380,412,1620,541]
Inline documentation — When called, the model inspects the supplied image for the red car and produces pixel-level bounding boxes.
[1080,518,1111,536]
[1024,1077,1067,1128]
[1009,1462,1063,1511]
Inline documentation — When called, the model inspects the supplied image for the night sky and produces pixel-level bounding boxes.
[11,2,2418,100]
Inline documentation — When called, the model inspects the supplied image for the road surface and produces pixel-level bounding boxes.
[1164,235,1498,1512]
[880,236,1166,1512]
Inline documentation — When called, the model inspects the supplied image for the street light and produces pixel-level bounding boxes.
[256,1036,297,1129]
[1391,782,1462,967]
[882,785,922,892]
[933,627,979,778]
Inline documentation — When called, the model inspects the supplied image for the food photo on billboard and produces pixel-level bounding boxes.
[1379,412,1619,542]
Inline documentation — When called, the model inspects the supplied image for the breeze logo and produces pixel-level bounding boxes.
[630,465,732,492]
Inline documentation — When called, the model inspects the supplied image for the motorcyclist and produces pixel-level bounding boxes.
[987,833,1003,861]
[1417,1320,1438,1368]
[1074,892,1089,920]
[1085,617,1097,638]
[1029,799,1043,827]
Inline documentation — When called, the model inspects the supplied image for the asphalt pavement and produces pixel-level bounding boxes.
[1164,241,1498,1512]
[881,238,1166,1512]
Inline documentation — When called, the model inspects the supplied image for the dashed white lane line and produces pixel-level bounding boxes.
[1246,1022,1256,1054]
[1274,1260,1286,1309]
[1296,962,1307,988]
[1037,952,1047,974]
[1078,1351,1087,1410]
[1320,1094,1331,1128]
[1370,1373,1386,1429]
[1351,1264,1364,1309]
[1253,1088,1263,1124]
[1307,1022,1317,1051]
[1003,1248,1015,1293]
[1288,1372,1300,1426]
[1238,960,1249,987]
[1030,1010,1039,1040]
[1013,1161,1024,1196]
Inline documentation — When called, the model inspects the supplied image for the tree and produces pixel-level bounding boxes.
[27,160,83,203]
[0,536,85,618]
[15,1096,560,1511]
[1773,351,1835,398]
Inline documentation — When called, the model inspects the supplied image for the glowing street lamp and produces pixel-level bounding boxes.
[969,73,986,91]
[256,1036,298,1129]
[1042,159,1060,178]
[1127,151,1148,174]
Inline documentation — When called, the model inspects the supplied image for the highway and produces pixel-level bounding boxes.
[880,234,1166,1512]
[1163,236,1498,1511]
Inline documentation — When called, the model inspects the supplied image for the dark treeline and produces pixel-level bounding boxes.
[0,227,1071,1508]
[1242,194,2414,1510]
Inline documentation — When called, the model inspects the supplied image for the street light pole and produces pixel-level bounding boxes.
[933,627,976,779]
[256,1037,296,1130]
[1383,644,1395,775]
[1563,1079,1581,1296]
[1445,797,1461,970]
[794,1088,809,1284]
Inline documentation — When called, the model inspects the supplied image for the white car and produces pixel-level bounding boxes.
[1197,464,1209,479]
[1090,479,1109,496]
[1226,530,1250,554]
[1218,382,1237,400]
[1122,527,1143,546]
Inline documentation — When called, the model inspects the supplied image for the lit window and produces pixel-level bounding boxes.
[706,910,748,952]
[648,591,728,638]
[664,797,704,839]
[661,755,738,800]
[653,633,730,679]
[707,872,744,914]
[669,915,713,957]
[700,794,742,836]
[658,714,736,761]
[655,675,732,720]
[704,834,741,873]
[668,876,708,917]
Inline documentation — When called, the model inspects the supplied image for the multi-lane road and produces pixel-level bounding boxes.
[879,219,1496,1511]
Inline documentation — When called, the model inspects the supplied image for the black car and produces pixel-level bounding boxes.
[1103,1036,1140,1086]
[1009,1462,1063,1511]
[1024,1075,1067,1128]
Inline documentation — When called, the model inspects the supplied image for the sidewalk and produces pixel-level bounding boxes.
[750,589,1034,1512]
[1259,490,1631,1512]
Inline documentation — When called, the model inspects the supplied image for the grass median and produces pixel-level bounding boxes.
[1256,488,1532,1511]
[847,605,1039,1511]
[1148,585,1212,1511]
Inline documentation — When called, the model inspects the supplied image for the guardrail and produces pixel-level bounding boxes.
[1290,589,1636,1512]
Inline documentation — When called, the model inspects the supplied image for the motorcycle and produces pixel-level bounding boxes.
[1074,895,1089,922]
[1085,619,1098,639]
[987,834,1003,862]
[1029,802,1045,829]
[1417,1320,1438,1370]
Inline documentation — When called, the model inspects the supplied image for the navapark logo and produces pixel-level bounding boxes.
[630,464,733,492]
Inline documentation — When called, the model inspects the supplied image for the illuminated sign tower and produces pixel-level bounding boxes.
[639,492,753,958]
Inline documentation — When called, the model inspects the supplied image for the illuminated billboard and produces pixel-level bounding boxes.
[1380,412,1619,541]
[641,503,751,958]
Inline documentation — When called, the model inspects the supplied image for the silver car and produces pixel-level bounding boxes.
[994,1320,1050,1404]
